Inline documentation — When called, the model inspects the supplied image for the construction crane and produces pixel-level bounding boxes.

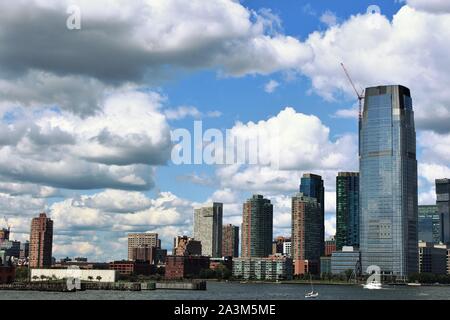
[3,216,10,231]
[340,62,365,119]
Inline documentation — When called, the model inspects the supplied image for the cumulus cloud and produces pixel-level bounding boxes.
[406,0,450,13]
[300,5,450,133]
[0,0,312,116]
[0,90,172,191]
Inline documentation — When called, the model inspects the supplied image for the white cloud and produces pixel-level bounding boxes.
[320,11,338,27]
[406,0,450,13]
[300,5,450,133]
[164,106,222,120]
[332,106,359,119]
[264,80,280,93]
[0,90,172,191]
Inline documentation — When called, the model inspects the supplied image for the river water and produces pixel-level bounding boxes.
[0,282,449,300]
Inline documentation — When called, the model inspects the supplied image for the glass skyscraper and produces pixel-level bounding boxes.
[336,172,360,250]
[436,179,450,244]
[299,174,325,256]
[359,85,418,278]
[418,205,441,244]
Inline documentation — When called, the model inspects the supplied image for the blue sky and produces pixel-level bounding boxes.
[0,0,449,260]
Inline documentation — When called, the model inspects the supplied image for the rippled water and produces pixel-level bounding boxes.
[0,282,449,300]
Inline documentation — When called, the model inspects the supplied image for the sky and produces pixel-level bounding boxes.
[1,0,450,261]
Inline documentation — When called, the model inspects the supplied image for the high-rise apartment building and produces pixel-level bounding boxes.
[299,173,325,256]
[241,195,273,258]
[29,213,53,268]
[194,203,223,257]
[360,85,418,278]
[222,224,239,257]
[418,205,441,244]
[127,233,159,261]
[336,172,360,250]
[291,193,322,275]
[436,179,450,244]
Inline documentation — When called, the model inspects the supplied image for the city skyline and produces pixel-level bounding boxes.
[0,0,449,263]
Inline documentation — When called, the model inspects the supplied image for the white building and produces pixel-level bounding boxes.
[193,203,223,257]
[283,241,291,257]
[31,268,117,283]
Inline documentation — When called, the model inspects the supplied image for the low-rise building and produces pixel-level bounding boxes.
[325,237,336,257]
[294,259,319,275]
[165,255,210,279]
[109,260,155,276]
[31,268,116,282]
[320,256,331,275]
[331,246,361,275]
[232,255,293,280]
[0,252,15,284]
[173,236,202,256]
[419,242,448,275]
[209,256,232,270]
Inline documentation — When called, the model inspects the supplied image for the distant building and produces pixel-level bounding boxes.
[299,173,325,257]
[292,192,322,275]
[325,237,336,257]
[232,255,293,280]
[109,260,155,276]
[336,172,359,250]
[0,228,10,242]
[74,257,88,262]
[222,224,239,257]
[436,179,450,244]
[418,242,448,275]
[331,246,361,275]
[19,241,29,260]
[434,244,450,274]
[271,236,291,257]
[418,205,441,244]
[194,203,223,257]
[173,236,202,256]
[127,233,159,261]
[165,255,210,280]
[29,213,53,268]
[0,240,20,259]
[209,256,233,271]
[241,195,273,258]
[283,241,291,257]
[320,256,331,275]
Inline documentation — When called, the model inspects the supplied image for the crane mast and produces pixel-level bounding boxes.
[340,62,365,119]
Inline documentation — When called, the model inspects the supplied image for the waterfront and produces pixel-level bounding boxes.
[0,281,450,300]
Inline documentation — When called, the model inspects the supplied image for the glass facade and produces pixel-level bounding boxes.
[359,85,418,278]
[436,179,450,244]
[299,174,325,256]
[336,172,360,250]
[418,205,441,244]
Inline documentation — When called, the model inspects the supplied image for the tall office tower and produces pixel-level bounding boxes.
[194,203,223,257]
[436,179,450,244]
[291,193,322,274]
[360,85,418,278]
[222,224,239,257]
[29,213,53,268]
[418,205,441,244]
[127,233,159,261]
[241,195,273,258]
[299,174,325,256]
[336,172,360,250]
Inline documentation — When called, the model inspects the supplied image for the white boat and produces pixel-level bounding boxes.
[407,282,421,286]
[305,291,319,298]
[305,274,319,298]
[363,281,382,290]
